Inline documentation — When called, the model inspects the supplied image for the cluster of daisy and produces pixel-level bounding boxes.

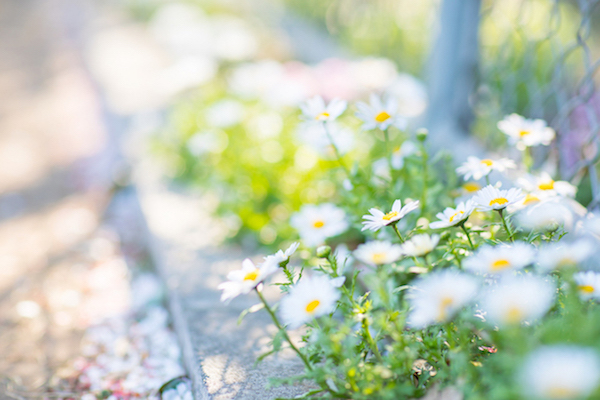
[217,97,600,399]
[406,237,595,330]
[218,242,342,331]
[298,93,413,136]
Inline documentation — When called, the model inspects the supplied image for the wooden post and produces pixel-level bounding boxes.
[426,0,483,160]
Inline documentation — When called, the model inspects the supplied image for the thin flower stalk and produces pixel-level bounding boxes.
[460,223,475,250]
[498,209,515,242]
[392,224,405,243]
[362,317,384,364]
[255,288,313,372]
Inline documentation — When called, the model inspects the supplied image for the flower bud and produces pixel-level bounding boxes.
[316,245,332,258]
[416,128,428,142]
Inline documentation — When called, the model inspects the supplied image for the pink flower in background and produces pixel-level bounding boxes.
[562,93,600,177]
[314,58,360,100]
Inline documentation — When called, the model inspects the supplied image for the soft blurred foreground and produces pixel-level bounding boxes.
[0,1,190,398]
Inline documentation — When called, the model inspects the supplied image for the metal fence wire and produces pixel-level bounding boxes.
[475,0,600,209]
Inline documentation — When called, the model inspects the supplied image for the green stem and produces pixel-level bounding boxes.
[255,289,313,371]
[485,175,491,186]
[422,253,431,269]
[498,209,514,242]
[460,223,475,250]
[392,224,405,243]
[445,323,457,351]
[420,143,428,213]
[362,317,384,363]
[391,224,421,265]
[523,147,533,172]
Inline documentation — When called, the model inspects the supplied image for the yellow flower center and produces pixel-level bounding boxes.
[538,180,555,191]
[579,285,595,294]
[480,159,493,167]
[489,197,509,207]
[523,194,540,205]
[375,111,391,123]
[371,253,387,264]
[491,258,511,271]
[244,269,260,281]
[382,211,399,221]
[449,211,465,223]
[545,387,579,399]
[315,112,330,121]
[437,297,454,321]
[313,220,325,229]
[305,299,321,313]
[462,182,481,193]
[519,130,530,137]
[558,257,577,268]
[505,306,523,324]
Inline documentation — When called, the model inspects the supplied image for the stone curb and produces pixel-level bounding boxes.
[126,188,211,400]
[130,181,310,400]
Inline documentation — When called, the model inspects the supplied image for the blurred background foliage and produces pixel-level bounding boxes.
[134,0,600,248]
[281,0,438,75]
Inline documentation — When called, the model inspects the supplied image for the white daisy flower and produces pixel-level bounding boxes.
[400,234,440,257]
[537,240,594,272]
[518,172,577,199]
[290,204,349,247]
[353,241,403,266]
[456,156,516,181]
[280,275,341,329]
[497,113,556,150]
[361,199,420,232]
[574,271,600,300]
[480,275,555,327]
[300,95,347,122]
[355,93,407,131]
[407,270,479,329]
[520,346,600,400]
[429,200,476,229]
[218,258,278,302]
[472,184,525,212]
[463,243,535,275]
[455,181,486,203]
[264,242,300,266]
[512,193,543,211]
[460,181,483,195]
[516,198,575,231]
